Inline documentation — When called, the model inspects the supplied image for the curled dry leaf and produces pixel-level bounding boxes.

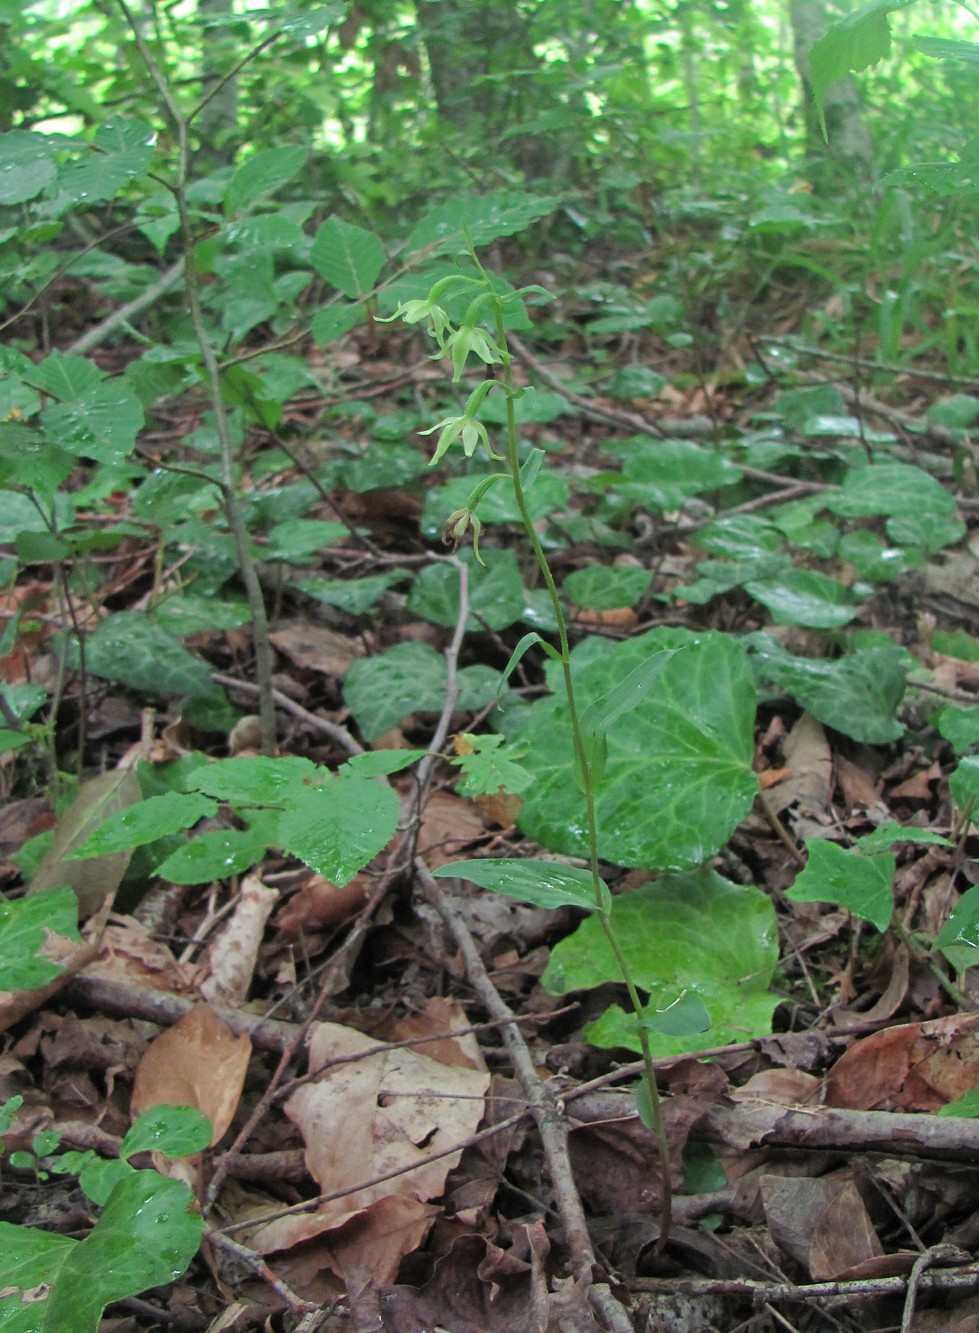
[131,1001,251,1144]
[825,1012,979,1112]
[760,1173,883,1280]
[274,872,369,937]
[247,1019,489,1261]
[200,875,278,1007]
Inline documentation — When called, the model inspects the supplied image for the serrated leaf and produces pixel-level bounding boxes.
[403,190,560,259]
[505,629,757,871]
[809,0,910,109]
[311,303,364,345]
[433,858,610,912]
[341,749,426,778]
[543,870,778,1055]
[310,215,385,298]
[788,839,895,931]
[0,129,57,204]
[224,145,307,214]
[155,827,268,885]
[276,777,399,886]
[121,1106,212,1161]
[0,887,79,990]
[188,755,317,805]
[28,770,141,915]
[72,791,216,858]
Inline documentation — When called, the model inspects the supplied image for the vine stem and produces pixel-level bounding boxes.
[492,304,673,1251]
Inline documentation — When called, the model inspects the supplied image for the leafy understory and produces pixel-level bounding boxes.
[3,1,979,1330]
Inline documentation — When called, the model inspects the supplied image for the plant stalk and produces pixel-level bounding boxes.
[493,304,673,1250]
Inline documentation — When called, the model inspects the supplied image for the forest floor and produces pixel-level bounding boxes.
[5,267,979,1333]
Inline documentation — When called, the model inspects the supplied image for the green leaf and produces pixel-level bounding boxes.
[746,633,906,744]
[507,629,757,871]
[932,630,979,663]
[936,707,979,752]
[264,518,346,561]
[276,777,399,886]
[809,0,912,110]
[342,750,426,778]
[420,472,569,540]
[745,569,859,629]
[73,792,216,857]
[188,755,317,805]
[788,839,895,931]
[563,565,652,610]
[75,613,213,698]
[310,216,385,298]
[223,145,308,214]
[0,888,79,990]
[121,1106,212,1160]
[155,826,269,885]
[885,511,964,553]
[407,549,526,631]
[311,303,364,345]
[452,734,534,797]
[0,1170,201,1332]
[543,870,778,1055]
[950,755,979,814]
[603,438,742,511]
[639,990,712,1037]
[0,129,57,204]
[40,384,143,465]
[856,822,951,854]
[693,515,784,560]
[433,858,611,913]
[938,1087,979,1117]
[825,463,956,519]
[294,572,405,614]
[344,643,501,743]
[936,883,979,973]
[403,191,560,259]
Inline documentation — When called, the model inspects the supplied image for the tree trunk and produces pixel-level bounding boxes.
[789,0,877,194]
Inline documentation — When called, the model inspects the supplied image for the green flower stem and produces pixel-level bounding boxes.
[492,305,673,1250]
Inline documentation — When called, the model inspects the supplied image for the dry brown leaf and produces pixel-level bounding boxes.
[249,1019,488,1256]
[763,713,833,817]
[761,1173,883,1280]
[200,875,278,1007]
[274,872,369,937]
[825,1013,979,1112]
[268,622,363,676]
[416,789,487,868]
[389,996,486,1072]
[729,1069,822,1107]
[131,1001,251,1144]
[86,916,197,993]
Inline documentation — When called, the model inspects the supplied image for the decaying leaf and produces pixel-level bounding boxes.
[131,1001,251,1144]
[247,1019,489,1270]
[761,1173,883,1280]
[28,768,141,916]
[825,1012,979,1112]
[200,874,278,1006]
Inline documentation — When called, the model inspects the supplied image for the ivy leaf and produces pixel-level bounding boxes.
[543,870,778,1056]
[788,838,895,932]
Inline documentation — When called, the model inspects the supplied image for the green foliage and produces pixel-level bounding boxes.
[0,888,79,990]
[0,1105,209,1333]
[542,871,779,1056]
[504,629,758,871]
